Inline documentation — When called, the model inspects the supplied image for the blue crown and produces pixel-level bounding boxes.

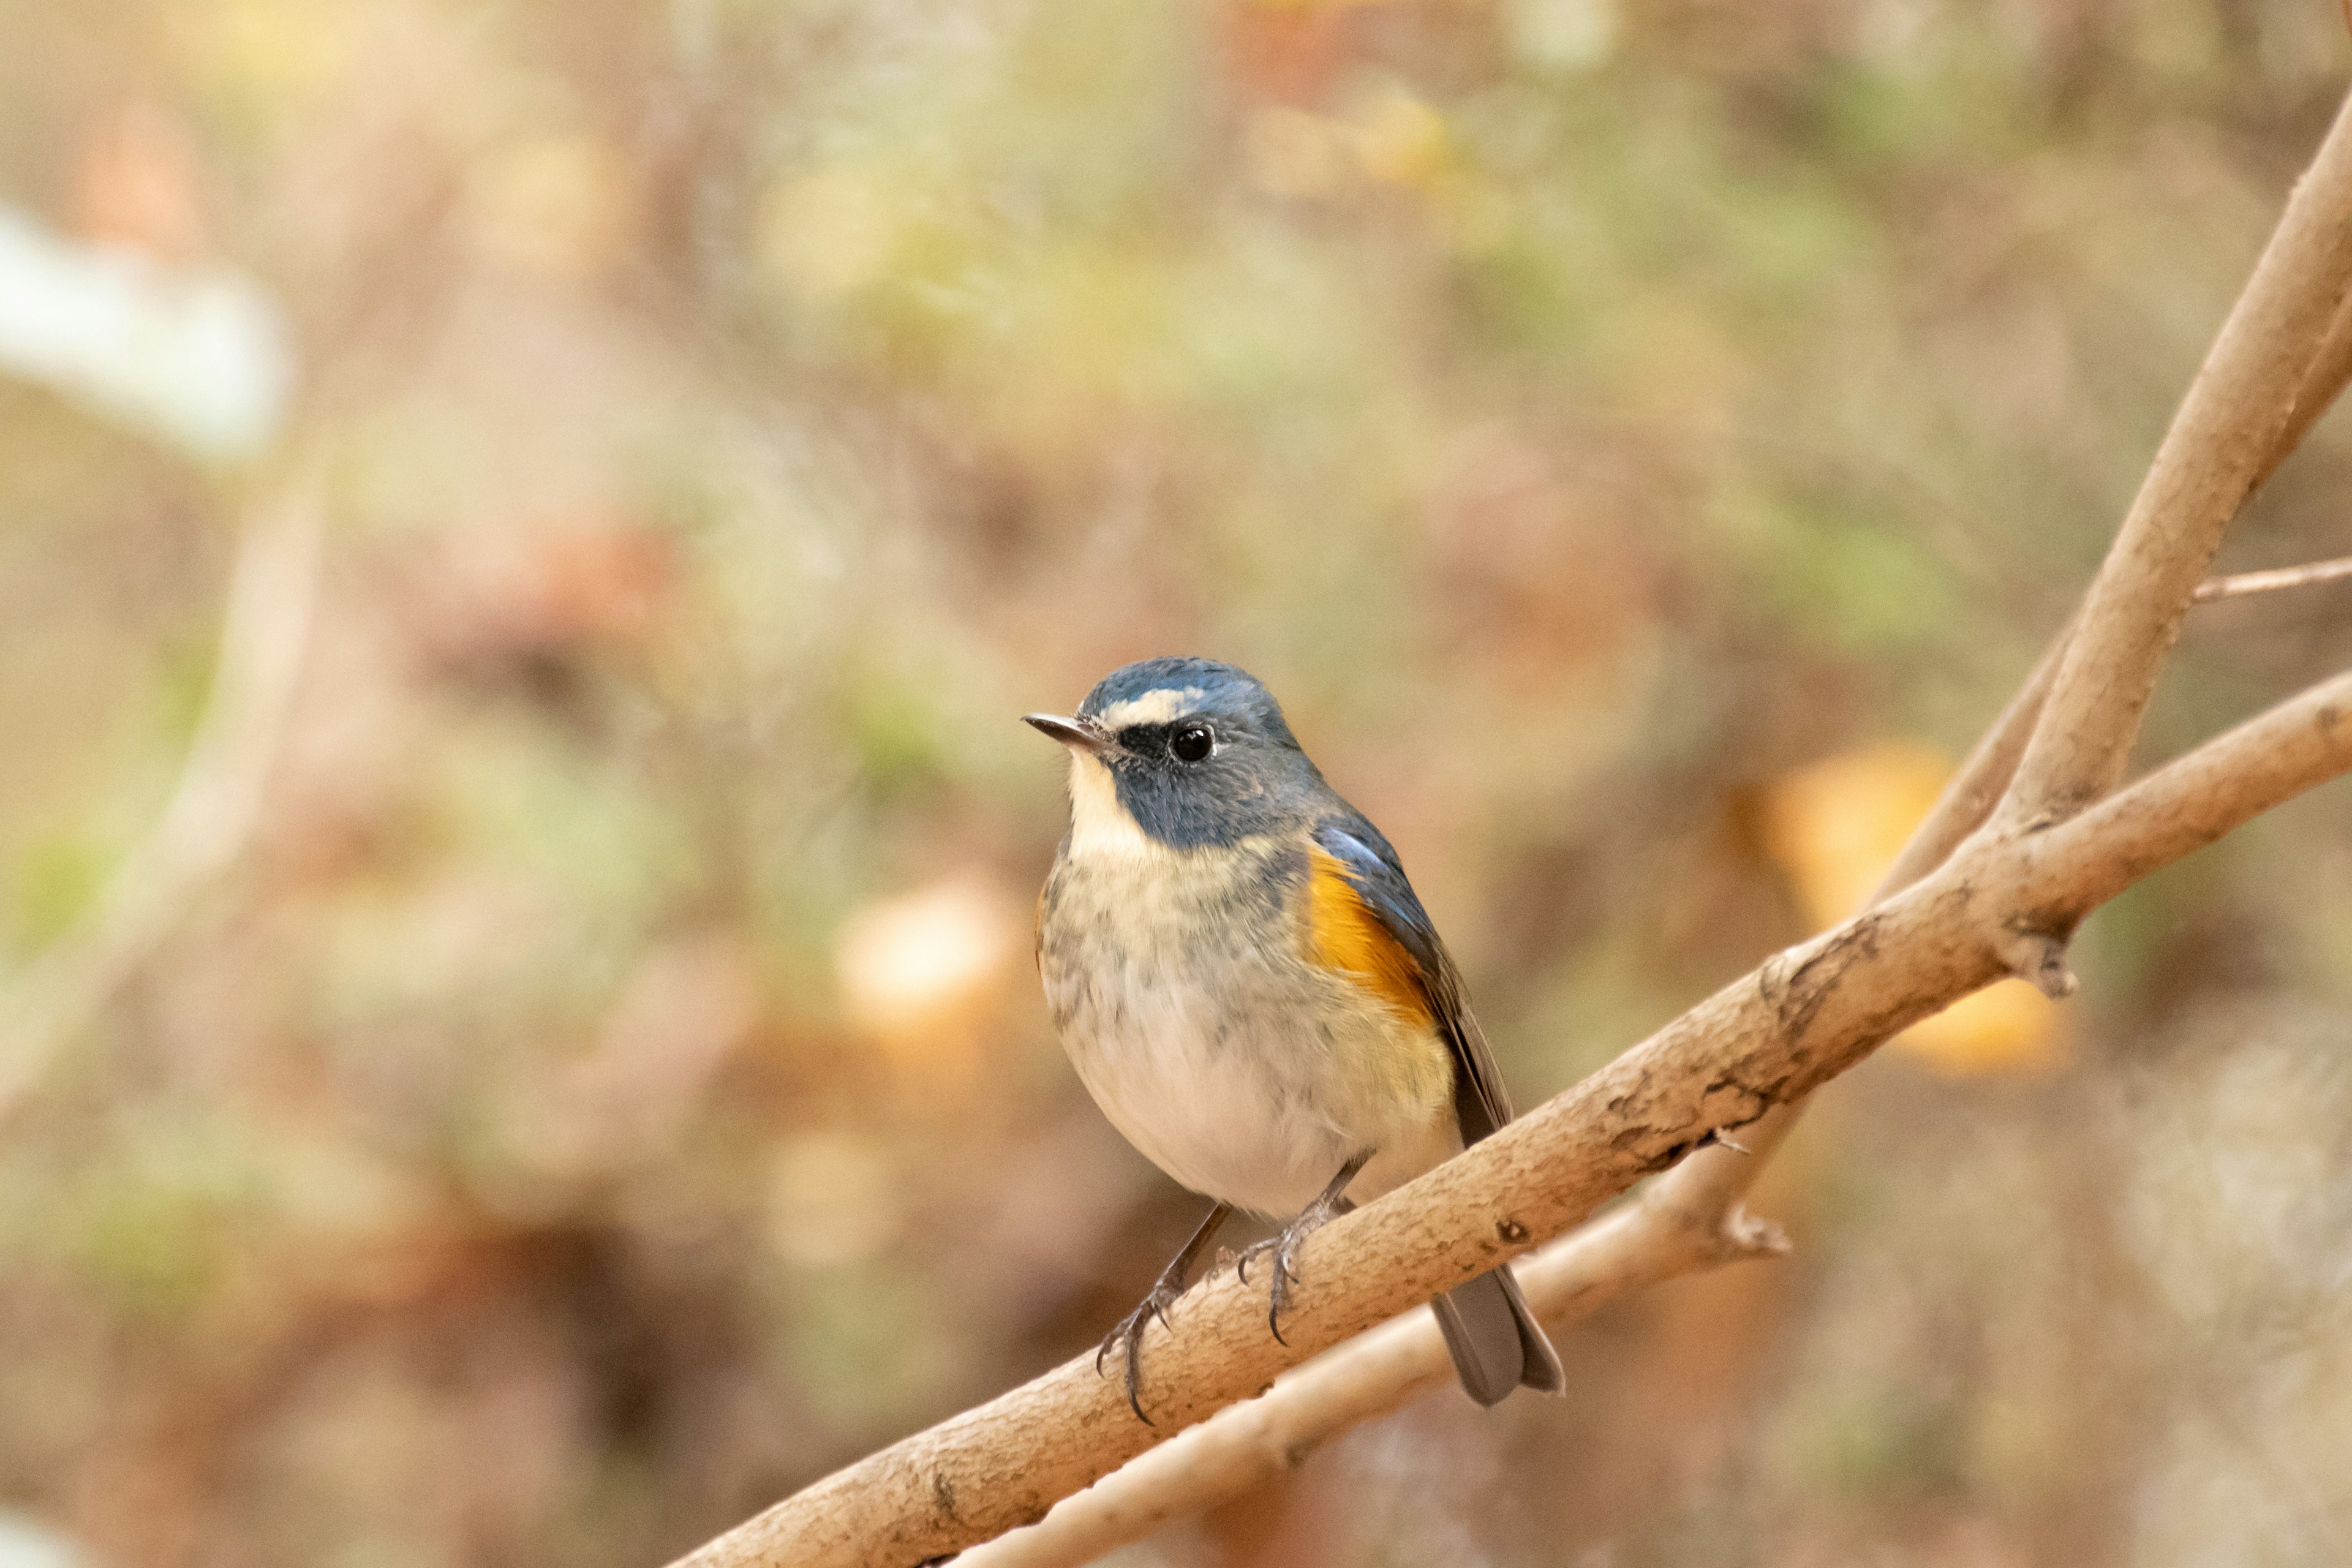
[1078,657,1297,747]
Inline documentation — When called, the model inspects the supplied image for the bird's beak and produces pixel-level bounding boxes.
[1023,713,1112,755]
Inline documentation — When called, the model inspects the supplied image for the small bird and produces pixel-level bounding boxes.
[1027,656,1563,1419]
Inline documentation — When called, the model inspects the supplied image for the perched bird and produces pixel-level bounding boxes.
[1027,657,1563,1419]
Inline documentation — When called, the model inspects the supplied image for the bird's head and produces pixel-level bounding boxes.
[1025,657,1322,852]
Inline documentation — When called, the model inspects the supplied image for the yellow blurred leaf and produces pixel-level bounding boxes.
[466,133,639,282]
[179,0,353,115]
[1901,981,2064,1076]
[1245,90,1457,200]
[758,169,902,303]
[1761,741,2064,1076]
[1759,741,1949,930]
[1351,88,1451,190]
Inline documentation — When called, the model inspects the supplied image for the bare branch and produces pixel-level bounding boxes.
[959,545,2082,1568]
[960,234,2352,1566]
[2253,285,2352,491]
[2005,92,2352,824]
[666,89,2352,1568]
[959,1114,1792,1568]
[672,652,2352,1568]
[0,473,324,1121]
[1991,928,2080,999]
[2027,669,2352,919]
[1880,631,2067,894]
[2195,555,2352,602]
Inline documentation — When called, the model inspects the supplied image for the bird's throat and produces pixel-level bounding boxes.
[1065,752,1169,861]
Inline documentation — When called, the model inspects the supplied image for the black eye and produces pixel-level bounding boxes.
[1170,723,1214,763]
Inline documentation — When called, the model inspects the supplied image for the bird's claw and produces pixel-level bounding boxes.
[1238,1197,1344,1346]
[1095,1265,1193,1424]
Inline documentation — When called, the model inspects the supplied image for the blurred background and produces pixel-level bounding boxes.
[2,2,2351,1565]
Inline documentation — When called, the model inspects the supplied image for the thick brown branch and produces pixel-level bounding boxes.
[671,660,2352,1568]
[1880,631,2067,894]
[2253,285,2352,491]
[2026,669,2352,918]
[2005,92,2352,824]
[954,664,2352,1568]
[671,87,2352,1568]
[962,484,2087,1568]
[944,89,2352,1566]
[958,1115,1792,1568]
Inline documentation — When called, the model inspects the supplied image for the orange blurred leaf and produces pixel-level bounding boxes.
[1761,742,2064,1076]
[71,104,206,262]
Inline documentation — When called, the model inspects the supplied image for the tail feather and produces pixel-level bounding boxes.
[1430,1263,1564,1406]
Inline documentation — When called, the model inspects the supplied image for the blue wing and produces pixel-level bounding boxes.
[1312,815,1514,1144]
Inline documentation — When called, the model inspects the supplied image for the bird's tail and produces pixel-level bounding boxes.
[1430,1262,1564,1406]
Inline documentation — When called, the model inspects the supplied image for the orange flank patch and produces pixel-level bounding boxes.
[1305,847,1435,1030]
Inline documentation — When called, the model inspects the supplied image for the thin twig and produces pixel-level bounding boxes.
[0,472,324,1121]
[2193,556,2352,602]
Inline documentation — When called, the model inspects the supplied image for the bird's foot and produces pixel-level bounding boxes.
[1095,1254,1194,1424]
[1235,1193,1351,1346]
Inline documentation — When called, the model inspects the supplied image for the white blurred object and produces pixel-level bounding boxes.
[835,877,1022,1040]
[0,205,294,460]
[1506,0,1618,70]
[0,1511,83,1568]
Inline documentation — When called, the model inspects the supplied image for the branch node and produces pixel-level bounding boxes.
[1996,928,2079,1000]
[1715,1207,1791,1261]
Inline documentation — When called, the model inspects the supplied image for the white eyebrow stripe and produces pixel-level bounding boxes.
[1091,688,1202,728]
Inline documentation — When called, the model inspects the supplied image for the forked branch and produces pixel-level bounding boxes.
[2002,92,2352,824]
[669,88,2352,1568]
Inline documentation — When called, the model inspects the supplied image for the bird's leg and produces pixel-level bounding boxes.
[1098,1200,1232,1424]
[1237,1150,1372,1345]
